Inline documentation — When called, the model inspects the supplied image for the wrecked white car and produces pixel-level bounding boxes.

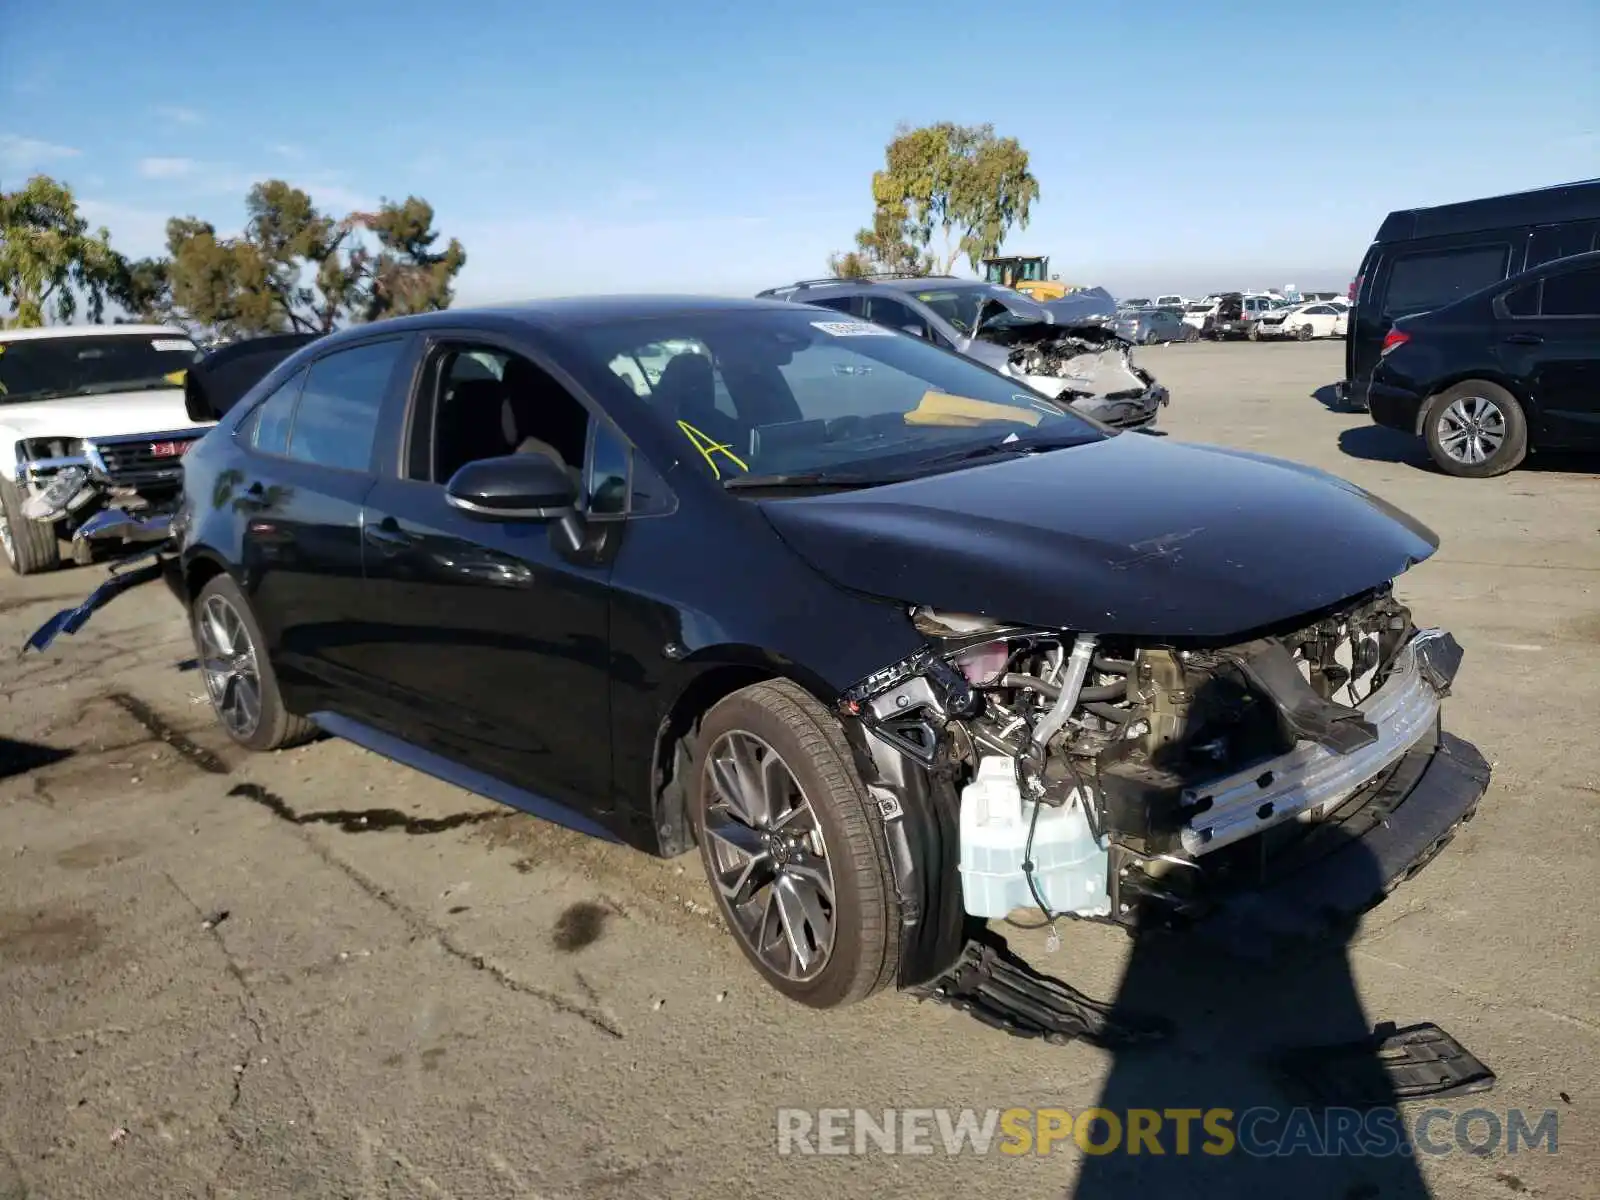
[0,325,212,574]
[757,276,1170,430]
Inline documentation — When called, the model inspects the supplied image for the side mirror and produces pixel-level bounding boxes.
[445,453,577,521]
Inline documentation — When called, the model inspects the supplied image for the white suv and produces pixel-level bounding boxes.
[0,324,212,574]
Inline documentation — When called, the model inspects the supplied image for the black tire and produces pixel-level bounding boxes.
[191,573,317,752]
[691,679,901,1009]
[0,478,62,576]
[1247,324,1260,342]
[1421,380,1528,478]
[1296,323,1312,341]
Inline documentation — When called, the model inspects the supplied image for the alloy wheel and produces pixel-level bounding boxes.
[196,593,263,738]
[0,509,14,568]
[701,730,836,981]
[1437,395,1506,466]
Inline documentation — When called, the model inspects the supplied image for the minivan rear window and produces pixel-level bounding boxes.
[1384,245,1509,315]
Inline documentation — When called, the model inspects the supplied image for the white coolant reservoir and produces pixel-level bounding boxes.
[958,756,1111,920]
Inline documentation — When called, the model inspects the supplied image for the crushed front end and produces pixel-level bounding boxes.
[992,325,1170,430]
[839,589,1488,958]
[14,429,198,548]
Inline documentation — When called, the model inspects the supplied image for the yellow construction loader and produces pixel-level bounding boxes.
[980,254,1077,301]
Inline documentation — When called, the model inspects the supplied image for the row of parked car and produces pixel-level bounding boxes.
[1110,293,1351,344]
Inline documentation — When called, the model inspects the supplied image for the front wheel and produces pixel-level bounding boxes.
[1296,323,1313,341]
[0,479,62,576]
[1422,381,1528,478]
[691,680,901,1009]
[191,574,317,751]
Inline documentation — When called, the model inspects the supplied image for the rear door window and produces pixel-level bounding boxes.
[248,369,307,456]
[1382,245,1510,316]
[1526,222,1600,270]
[286,339,407,472]
[1539,265,1600,317]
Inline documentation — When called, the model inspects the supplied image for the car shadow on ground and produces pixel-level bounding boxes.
[1337,425,1599,477]
[1336,425,1436,470]
[1067,831,1437,1198]
[1311,384,1350,412]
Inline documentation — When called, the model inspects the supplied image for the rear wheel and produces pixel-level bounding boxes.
[1247,324,1260,342]
[191,574,317,751]
[0,479,61,576]
[691,679,901,1009]
[1422,380,1528,478]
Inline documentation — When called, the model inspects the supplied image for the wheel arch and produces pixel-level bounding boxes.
[1413,372,1536,436]
[648,648,840,859]
[180,547,231,608]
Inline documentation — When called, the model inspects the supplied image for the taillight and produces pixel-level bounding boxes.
[1380,329,1410,355]
[1349,275,1360,302]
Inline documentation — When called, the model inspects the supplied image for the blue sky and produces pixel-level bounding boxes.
[3,0,1596,303]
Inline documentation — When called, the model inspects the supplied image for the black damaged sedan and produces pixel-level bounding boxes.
[27,297,1490,1014]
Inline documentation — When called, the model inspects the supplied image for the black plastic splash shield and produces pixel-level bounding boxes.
[1272,1021,1496,1107]
[906,938,1170,1049]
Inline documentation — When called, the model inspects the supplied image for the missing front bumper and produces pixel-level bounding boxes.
[1190,730,1489,956]
[1179,630,1460,856]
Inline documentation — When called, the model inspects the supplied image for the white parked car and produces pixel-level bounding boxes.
[1333,308,1350,337]
[1255,301,1346,340]
[1181,297,1219,331]
[0,324,211,574]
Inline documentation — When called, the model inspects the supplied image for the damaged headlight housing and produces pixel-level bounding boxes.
[17,436,87,463]
[21,466,92,521]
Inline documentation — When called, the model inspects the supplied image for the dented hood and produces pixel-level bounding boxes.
[757,435,1439,639]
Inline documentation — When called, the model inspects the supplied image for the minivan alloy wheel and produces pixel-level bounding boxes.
[1436,394,1506,466]
[197,593,263,738]
[701,730,836,981]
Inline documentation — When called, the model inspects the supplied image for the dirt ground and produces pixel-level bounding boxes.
[0,339,1594,1199]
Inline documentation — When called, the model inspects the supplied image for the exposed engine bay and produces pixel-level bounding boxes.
[988,323,1169,430]
[839,589,1466,933]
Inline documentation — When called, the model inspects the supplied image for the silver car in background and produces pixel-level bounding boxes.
[1112,306,1200,345]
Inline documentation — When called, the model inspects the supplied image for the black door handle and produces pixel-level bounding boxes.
[1503,331,1543,345]
[364,516,416,551]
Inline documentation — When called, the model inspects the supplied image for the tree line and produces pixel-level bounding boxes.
[2,120,1036,336]
[0,174,466,337]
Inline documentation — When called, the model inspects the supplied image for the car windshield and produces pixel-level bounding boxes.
[0,332,200,405]
[573,308,1104,485]
[901,284,1007,336]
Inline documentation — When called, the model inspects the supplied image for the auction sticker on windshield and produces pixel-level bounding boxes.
[152,339,196,352]
[810,321,894,337]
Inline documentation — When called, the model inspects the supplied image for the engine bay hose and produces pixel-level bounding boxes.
[1031,633,1099,749]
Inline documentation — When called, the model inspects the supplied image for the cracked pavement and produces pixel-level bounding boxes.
[0,342,1595,1199]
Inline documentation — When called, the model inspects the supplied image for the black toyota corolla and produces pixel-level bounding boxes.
[26,297,1490,1015]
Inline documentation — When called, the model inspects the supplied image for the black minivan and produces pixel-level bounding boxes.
[1344,178,1600,410]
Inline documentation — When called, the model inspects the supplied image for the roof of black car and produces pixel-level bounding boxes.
[469,294,801,322]
[756,275,980,299]
[1374,177,1600,243]
[309,295,808,346]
